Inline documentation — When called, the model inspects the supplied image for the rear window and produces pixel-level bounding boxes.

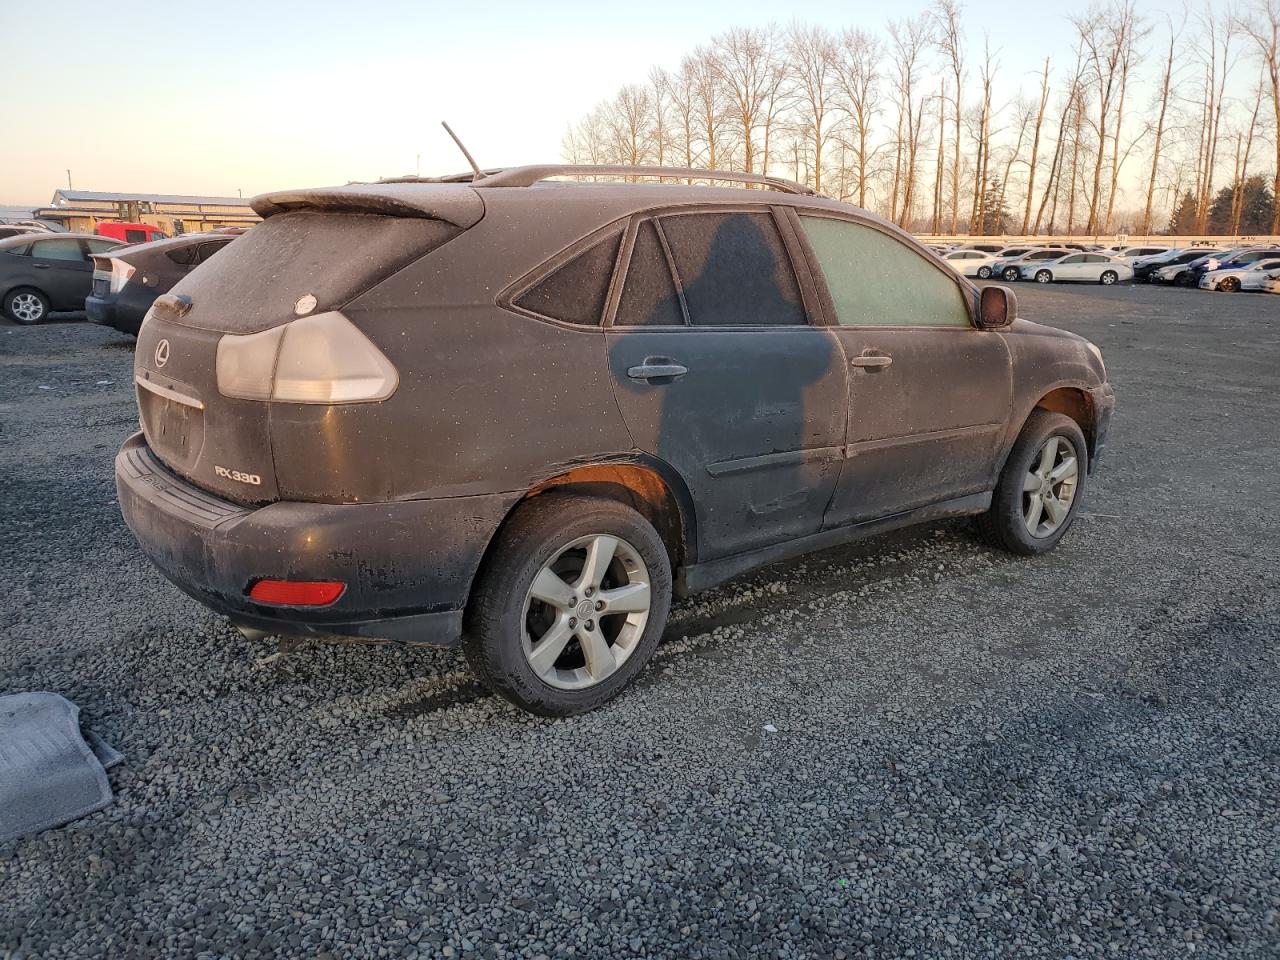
[172,210,463,334]
[659,212,806,327]
[32,238,86,261]
[615,220,683,327]
[515,230,622,326]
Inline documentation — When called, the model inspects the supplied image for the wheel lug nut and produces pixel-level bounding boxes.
[584,620,594,631]
[569,617,577,628]
[585,587,594,598]
[595,601,604,611]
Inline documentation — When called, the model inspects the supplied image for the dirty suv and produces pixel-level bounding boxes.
[116,164,1115,716]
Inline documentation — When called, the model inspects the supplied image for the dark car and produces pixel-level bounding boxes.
[87,233,237,336]
[115,164,1115,716]
[1,234,122,324]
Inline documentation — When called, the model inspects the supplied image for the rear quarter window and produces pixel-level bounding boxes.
[514,229,622,326]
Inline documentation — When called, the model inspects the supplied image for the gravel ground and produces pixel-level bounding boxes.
[2,285,1278,959]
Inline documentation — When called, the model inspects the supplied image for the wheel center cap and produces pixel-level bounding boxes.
[576,600,594,618]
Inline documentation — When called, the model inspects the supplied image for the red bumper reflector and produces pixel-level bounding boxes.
[248,579,345,606]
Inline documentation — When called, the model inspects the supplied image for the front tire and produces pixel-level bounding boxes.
[4,288,49,325]
[1220,277,1241,292]
[1099,270,1118,285]
[977,410,1088,556]
[1035,270,1052,284]
[464,493,672,716]
[1002,267,1019,281]
[977,266,993,279]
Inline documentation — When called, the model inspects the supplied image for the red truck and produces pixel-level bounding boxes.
[94,221,167,244]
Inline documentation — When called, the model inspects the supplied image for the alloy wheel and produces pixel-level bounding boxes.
[1036,271,1051,283]
[10,293,44,323]
[1101,271,1117,285]
[1022,435,1080,538]
[521,533,652,690]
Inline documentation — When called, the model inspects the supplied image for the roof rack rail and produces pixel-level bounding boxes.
[470,164,817,196]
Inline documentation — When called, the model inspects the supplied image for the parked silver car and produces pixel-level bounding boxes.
[992,248,1070,282]
[1019,253,1133,285]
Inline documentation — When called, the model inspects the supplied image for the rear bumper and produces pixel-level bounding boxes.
[115,433,514,646]
[84,295,116,326]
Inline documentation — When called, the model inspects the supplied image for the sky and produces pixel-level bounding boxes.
[0,0,1213,205]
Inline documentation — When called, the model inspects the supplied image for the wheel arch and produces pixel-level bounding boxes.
[467,454,698,615]
[1033,386,1098,462]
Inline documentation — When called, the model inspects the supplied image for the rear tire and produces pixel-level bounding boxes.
[4,288,49,325]
[464,493,672,717]
[976,410,1088,556]
[977,266,993,279]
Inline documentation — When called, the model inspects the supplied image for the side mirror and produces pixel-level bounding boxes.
[978,284,1017,330]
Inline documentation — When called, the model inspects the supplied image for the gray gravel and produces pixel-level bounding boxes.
[2,285,1278,959]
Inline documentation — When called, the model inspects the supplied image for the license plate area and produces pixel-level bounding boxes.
[138,382,205,474]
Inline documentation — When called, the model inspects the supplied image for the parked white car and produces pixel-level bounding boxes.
[1020,252,1133,285]
[1198,257,1280,292]
[942,249,1001,277]
[992,248,1071,281]
[1114,244,1172,266]
[1262,273,1280,294]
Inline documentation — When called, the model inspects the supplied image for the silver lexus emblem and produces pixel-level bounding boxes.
[154,339,170,367]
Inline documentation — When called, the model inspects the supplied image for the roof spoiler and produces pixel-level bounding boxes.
[250,183,484,227]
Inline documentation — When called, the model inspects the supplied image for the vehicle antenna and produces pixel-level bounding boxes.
[441,122,484,181]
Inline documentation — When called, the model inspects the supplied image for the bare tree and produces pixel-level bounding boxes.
[712,26,786,175]
[968,38,997,231]
[930,0,966,232]
[686,47,729,171]
[788,23,839,192]
[832,28,883,209]
[1022,57,1053,234]
[1140,20,1178,236]
[1074,0,1143,235]
[886,16,932,225]
[1245,0,1280,233]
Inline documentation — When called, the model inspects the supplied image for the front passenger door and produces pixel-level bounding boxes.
[795,214,1012,526]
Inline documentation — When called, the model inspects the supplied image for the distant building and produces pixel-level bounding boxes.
[33,189,259,235]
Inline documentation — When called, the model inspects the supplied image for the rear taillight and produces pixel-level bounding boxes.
[248,579,346,606]
[215,311,398,404]
[109,259,136,293]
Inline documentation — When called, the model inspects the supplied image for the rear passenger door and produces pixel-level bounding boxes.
[793,213,1011,526]
[604,209,847,561]
[28,237,94,309]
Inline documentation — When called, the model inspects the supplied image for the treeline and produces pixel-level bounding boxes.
[562,0,1280,236]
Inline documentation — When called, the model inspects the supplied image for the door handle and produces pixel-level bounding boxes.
[850,354,892,369]
[32,264,49,270]
[627,359,688,382]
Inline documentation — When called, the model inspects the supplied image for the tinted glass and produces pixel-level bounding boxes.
[1060,255,1084,264]
[197,240,231,263]
[660,213,805,327]
[2,242,30,256]
[32,238,86,261]
[85,239,118,253]
[515,229,622,326]
[166,245,197,265]
[614,220,683,327]
[1031,251,1062,260]
[800,216,969,328]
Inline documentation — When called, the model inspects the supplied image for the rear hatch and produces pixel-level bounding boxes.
[133,183,483,504]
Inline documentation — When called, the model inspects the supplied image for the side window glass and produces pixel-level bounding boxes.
[166,246,196,266]
[799,216,969,328]
[614,220,683,327]
[515,229,622,327]
[1061,255,1082,264]
[197,241,230,263]
[659,212,806,327]
[33,238,87,262]
[85,239,118,254]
